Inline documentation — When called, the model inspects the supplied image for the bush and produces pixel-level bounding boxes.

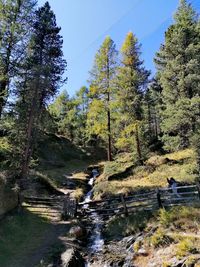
[176,238,197,258]
[150,228,173,248]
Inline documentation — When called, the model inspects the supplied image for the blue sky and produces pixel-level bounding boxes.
[37,0,198,97]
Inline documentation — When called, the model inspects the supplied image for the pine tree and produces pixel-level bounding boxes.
[115,32,149,163]
[49,87,89,145]
[87,36,117,161]
[0,0,36,117]
[15,2,66,179]
[155,0,200,151]
[144,79,162,146]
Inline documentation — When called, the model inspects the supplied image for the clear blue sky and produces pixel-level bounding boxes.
[37,0,199,97]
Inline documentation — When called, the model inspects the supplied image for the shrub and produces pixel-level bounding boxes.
[150,228,173,248]
[176,238,197,258]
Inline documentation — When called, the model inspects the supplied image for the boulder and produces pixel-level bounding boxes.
[69,226,87,240]
[61,248,85,267]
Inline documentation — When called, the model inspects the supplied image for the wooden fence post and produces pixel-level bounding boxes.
[62,195,69,220]
[63,195,77,219]
[196,181,200,200]
[121,195,128,217]
[157,189,163,208]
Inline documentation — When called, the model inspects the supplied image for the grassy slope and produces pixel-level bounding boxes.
[93,149,197,199]
[134,206,200,266]
[0,210,71,267]
[19,133,105,199]
[100,149,199,266]
[0,133,100,265]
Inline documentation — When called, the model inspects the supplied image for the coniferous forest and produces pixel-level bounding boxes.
[0,0,200,266]
[0,0,199,176]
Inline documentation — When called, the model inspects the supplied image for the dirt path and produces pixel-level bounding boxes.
[5,220,72,267]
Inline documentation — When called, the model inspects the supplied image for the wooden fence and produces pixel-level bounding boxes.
[22,195,77,220]
[77,184,200,217]
[22,184,200,219]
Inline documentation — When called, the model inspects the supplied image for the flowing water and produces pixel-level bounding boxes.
[81,173,107,267]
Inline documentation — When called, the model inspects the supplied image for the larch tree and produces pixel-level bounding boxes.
[0,0,36,117]
[15,1,66,179]
[87,36,118,161]
[154,0,200,151]
[115,32,150,163]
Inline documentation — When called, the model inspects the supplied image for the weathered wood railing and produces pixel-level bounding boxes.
[77,184,200,217]
[22,184,200,219]
[22,195,77,220]
[158,184,199,207]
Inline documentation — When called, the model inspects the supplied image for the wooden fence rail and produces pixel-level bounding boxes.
[22,195,77,220]
[77,184,200,217]
[21,183,200,220]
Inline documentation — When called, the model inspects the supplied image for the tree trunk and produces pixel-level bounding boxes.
[106,54,112,161]
[135,123,143,165]
[107,106,112,161]
[20,99,37,179]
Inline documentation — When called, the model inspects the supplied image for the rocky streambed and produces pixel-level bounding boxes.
[45,168,200,267]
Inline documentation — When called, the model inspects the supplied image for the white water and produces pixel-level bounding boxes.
[82,174,106,266]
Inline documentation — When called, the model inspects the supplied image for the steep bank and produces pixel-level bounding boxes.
[81,148,199,266]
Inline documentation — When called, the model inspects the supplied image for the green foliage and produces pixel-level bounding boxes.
[104,210,152,240]
[157,206,200,233]
[11,2,67,176]
[176,238,198,258]
[150,228,173,248]
[0,0,36,116]
[49,87,89,145]
[114,32,150,161]
[87,36,117,160]
[155,0,200,150]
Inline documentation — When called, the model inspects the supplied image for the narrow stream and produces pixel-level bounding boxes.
[81,172,107,267]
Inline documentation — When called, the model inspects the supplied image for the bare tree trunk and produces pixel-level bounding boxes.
[106,55,112,161]
[135,123,143,165]
[20,105,35,179]
[107,105,112,161]
[0,81,8,117]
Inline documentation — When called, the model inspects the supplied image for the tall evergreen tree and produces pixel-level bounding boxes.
[87,36,117,161]
[0,0,36,117]
[155,0,200,151]
[115,32,149,163]
[15,1,66,178]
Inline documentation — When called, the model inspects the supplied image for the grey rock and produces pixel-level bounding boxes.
[61,248,85,267]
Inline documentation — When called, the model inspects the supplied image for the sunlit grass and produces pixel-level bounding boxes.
[94,149,197,198]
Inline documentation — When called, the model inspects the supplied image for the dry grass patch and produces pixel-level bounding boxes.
[93,149,197,198]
